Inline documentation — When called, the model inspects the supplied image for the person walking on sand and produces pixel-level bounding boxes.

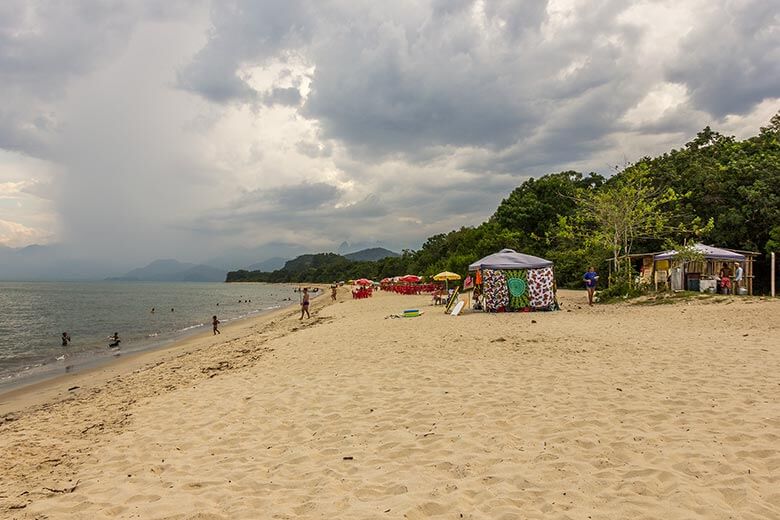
[331,283,338,301]
[212,315,221,335]
[583,266,599,306]
[300,288,311,320]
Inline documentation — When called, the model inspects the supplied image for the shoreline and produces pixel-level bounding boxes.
[0,285,326,416]
[2,289,778,518]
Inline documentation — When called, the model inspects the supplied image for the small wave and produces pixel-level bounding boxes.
[265,305,281,310]
[147,332,159,338]
[56,355,65,361]
[178,323,204,333]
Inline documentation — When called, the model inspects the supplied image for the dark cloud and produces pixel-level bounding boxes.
[666,0,780,117]
[176,0,314,103]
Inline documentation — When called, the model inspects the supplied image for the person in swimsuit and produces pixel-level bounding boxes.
[300,288,310,320]
[212,315,221,335]
[61,332,71,346]
[108,332,121,348]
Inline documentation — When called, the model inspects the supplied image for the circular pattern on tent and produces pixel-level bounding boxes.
[507,277,527,296]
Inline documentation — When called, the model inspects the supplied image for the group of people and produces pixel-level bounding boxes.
[582,261,745,304]
[60,286,319,350]
[718,262,744,294]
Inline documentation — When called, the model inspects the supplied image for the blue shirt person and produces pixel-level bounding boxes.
[583,267,599,306]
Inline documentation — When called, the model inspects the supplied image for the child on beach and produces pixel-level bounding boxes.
[213,315,221,335]
[300,288,310,320]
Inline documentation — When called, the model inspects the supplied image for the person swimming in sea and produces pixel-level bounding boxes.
[61,332,71,346]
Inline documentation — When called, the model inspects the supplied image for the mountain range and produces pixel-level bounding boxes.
[343,248,400,262]
[107,259,226,282]
[0,244,399,282]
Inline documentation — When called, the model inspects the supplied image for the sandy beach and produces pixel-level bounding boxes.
[1,288,779,519]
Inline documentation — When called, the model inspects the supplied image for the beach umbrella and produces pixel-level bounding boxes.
[433,271,461,281]
[355,278,373,286]
[380,278,391,284]
[399,274,422,283]
[433,271,461,292]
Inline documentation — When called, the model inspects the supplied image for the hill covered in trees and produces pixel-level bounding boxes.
[227,115,780,292]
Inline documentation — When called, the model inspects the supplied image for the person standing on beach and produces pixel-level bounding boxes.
[212,315,221,335]
[583,266,599,306]
[300,288,311,320]
[734,262,744,293]
[331,283,338,301]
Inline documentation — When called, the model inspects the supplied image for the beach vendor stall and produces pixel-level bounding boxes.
[468,249,557,312]
[653,243,749,294]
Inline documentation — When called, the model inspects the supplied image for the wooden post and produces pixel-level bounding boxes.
[772,252,776,298]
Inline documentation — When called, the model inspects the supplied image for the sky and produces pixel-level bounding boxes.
[0,0,778,271]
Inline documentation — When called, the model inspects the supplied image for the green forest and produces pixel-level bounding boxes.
[227,114,780,293]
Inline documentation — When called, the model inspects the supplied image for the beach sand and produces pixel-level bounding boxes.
[1,288,779,519]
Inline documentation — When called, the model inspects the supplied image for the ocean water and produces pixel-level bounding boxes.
[0,281,302,388]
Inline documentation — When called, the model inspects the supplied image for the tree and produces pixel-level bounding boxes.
[564,163,712,287]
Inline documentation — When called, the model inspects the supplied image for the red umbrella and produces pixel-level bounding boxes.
[355,278,373,286]
[399,274,421,283]
[380,278,391,283]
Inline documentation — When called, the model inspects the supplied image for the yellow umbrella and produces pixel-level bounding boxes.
[433,271,461,293]
[433,271,461,281]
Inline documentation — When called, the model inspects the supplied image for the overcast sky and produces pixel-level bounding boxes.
[1,0,778,267]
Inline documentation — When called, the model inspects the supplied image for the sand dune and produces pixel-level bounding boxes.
[2,289,779,519]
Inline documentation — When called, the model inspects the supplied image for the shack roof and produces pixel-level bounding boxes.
[654,243,746,262]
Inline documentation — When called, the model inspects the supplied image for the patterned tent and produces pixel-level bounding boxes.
[468,249,557,312]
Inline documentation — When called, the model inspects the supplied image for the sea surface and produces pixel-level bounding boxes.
[0,281,302,389]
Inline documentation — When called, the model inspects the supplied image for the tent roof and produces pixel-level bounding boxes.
[469,249,553,271]
[654,243,746,262]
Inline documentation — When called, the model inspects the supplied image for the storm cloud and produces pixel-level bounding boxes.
[0,0,778,273]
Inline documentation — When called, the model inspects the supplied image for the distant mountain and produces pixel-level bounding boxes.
[109,259,226,282]
[247,257,287,272]
[0,244,118,281]
[344,247,400,262]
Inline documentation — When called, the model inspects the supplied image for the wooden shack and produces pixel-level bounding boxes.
[610,244,759,295]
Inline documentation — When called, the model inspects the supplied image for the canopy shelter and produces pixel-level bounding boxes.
[651,243,754,294]
[469,249,553,271]
[399,274,422,283]
[469,249,556,312]
[354,278,373,286]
